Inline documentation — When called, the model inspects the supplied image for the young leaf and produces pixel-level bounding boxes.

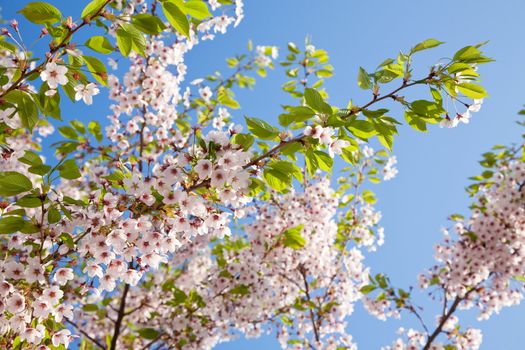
[313,151,333,172]
[85,36,114,54]
[245,117,280,140]
[47,207,61,224]
[357,67,372,90]
[82,55,108,86]
[18,2,62,24]
[304,88,332,115]
[116,23,146,57]
[58,160,81,180]
[181,0,212,20]
[81,0,106,20]
[456,83,487,99]
[263,168,290,192]
[278,106,316,127]
[0,172,33,196]
[18,151,43,167]
[162,1,190,38]
[0,216,26,234]
[282,224,306,249]
[410,39,444,54]
[138,328,160,340]
[4,90,39,131]
[132,13,167,35]
[88,121,103,142]
[231,134,254,151]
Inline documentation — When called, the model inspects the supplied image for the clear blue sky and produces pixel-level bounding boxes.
[2,0,525,349]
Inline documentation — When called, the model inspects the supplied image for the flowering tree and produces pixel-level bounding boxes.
[0,0,521,349]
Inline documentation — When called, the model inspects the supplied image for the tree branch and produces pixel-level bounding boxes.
[422,296,461,350]
[299,267,320,343]
[109,283,130,350]
[187,74,431,193]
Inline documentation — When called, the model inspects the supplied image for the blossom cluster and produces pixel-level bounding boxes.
[66,179,391,349]
[420,161,525,320]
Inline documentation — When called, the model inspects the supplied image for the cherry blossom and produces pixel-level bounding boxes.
[40,62,68,89]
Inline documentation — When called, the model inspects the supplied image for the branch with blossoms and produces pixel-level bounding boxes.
[366,126,525,350]
[0,0,498,349]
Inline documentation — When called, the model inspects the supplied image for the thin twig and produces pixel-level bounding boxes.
[65,318,106,350]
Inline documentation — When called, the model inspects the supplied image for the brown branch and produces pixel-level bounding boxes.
[422,296,461,350]
[299,267,320,343]
[109,283,130,350]
[123,300,147,316]
[423,286,478,350]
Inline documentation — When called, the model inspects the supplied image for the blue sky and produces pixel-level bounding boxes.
[2,0,525,349]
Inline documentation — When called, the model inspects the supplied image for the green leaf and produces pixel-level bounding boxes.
[88,121,103,142]
[378,134,394,151]
[217,88,240,109]
[58,126,79,140]
[270,160,303,183]
[304,88,332,115]
[404,111,427,132]
[410,100,444,118]
[58,160,81,180]
[0,40,17,53]
[116,23,146,57]
[38,83,61,120]
[82,55,108,86]
[0,172,33,196]
[4,90,39,131]
[514,275,525,283]
[59,232,74,247]
[138,328,160,340]
[360,285,377,294]
[279,106,316,127]
[456,83,487,99]
[0,216,25,234]
[280,141,302,160]
[85,36,114,54]
[171,288,187,305]
[357,67,372,90]
[82,304,98,312]
[453,45,482,62]
[231,134,254,151]
[282,224,306,249]
[181,0,212,20]
[410,39,444,54]
[362,190,377,204]
[245,117,280,140]
[18,2,62,24]
[313,151,333,173]
[28,165,51,176]
[263,159,304,192]
[305,150,319,176]
[70,120,86,134]
[16,195,44,208]
[229,284,250,296]
[346,120,376,139]
[162,1,190,38]
[132,13,167,35]
[263,168,289,192]
[47,207,61,224]
[19,151,42,167]
[81,0,106,20]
